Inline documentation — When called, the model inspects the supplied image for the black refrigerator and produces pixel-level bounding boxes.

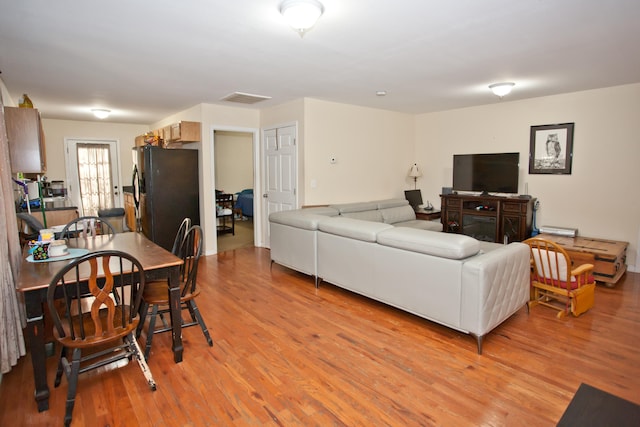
[133,146,200,251]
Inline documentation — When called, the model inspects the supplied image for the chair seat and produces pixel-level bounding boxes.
[142,281,200,305]
[55,306,138,348]
[535,274,595,290]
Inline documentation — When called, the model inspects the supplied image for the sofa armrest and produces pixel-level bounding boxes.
[460,242,530,336]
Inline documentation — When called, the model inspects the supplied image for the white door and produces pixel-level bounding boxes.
[65,138,121,216]
[263,125,297,247]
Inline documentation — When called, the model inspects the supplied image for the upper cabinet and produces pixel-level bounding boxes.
[5,106,47,173]
[135,121,201,148]
[168,121,201,143]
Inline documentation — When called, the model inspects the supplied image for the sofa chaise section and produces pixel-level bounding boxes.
[316,221,530,353]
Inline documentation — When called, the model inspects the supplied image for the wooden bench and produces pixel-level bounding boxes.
[536,233,628,287]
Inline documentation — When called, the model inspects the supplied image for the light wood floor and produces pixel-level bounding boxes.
[2,247,639,426]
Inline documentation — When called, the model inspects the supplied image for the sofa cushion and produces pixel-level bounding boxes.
[380,205,416,224]
[377,227,480,259]
[342,210,384,222]
[269,211,331,230]
[329,201,379,214]
[318,217,393,242]
[375,198,409,209]
[395,219,443,232]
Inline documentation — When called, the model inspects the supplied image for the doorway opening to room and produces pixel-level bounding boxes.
[64,138,122,216]
[214,130,255,253]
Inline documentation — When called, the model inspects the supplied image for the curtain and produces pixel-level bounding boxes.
[76,143,113,216]
[0,104,26,374]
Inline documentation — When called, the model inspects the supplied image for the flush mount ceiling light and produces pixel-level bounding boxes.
[489,82,515,98]
[91,108,111,119]
[280,0,324,37]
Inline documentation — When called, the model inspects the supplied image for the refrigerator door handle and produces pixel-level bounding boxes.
[132,165,140,209]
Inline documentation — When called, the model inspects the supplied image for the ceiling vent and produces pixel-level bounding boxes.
[221,92,272,104]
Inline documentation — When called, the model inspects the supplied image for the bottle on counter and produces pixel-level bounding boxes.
[19,93,34,108]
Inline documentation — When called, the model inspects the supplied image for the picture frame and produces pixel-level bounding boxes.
[529,122,574,175]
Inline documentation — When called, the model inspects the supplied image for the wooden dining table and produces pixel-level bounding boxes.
[16,232,184,412]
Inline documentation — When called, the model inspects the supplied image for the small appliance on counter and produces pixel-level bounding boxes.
[14,177,70,210]
[41,180,69,209]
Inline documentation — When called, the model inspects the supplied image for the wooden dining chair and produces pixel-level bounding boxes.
[60,215,116,241]
[47,250,156,427]
[149,217,191,329]
[137,225,213,360]
[524,237,596,318]
[171,217,192,255]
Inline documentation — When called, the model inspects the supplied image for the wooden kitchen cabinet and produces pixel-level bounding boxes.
[124,192,137,231]
[169,121,201,142]
[5,107,47,173]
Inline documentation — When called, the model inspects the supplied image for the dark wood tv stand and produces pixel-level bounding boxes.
[440,193,535,243]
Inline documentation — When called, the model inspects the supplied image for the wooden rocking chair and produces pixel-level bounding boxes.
[524,237,596,318]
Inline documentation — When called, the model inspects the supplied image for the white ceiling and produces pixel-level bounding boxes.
[1,0,639,124]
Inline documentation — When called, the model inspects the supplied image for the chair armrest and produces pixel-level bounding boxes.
[571,263,595,286]
[571,263,594,277]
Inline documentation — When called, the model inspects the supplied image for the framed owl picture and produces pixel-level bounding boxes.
[529,123,574,175]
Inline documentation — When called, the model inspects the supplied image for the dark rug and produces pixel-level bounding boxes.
[557,383,640,426]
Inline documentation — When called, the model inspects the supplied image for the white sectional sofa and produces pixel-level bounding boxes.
[269,199,441,282]
[269,199,530,353]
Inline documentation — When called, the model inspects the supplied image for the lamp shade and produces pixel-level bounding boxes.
[280,0,324,35]
[409,163,422,178]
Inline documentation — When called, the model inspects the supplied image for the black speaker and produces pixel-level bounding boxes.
[442,187,453,195]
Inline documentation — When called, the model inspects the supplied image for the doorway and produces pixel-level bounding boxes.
[64,138,122,216]
[214,130,254,253]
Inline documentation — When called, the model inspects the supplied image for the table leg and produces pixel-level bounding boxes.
[167,265,183,363]
[24,291,50,412]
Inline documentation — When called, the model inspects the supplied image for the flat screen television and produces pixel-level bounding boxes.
[453,152,520,195]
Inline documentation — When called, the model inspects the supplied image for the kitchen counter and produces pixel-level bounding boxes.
[18,206,77,212]
[16,207,79,229]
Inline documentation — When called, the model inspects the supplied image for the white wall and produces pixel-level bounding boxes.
[42,119,149,189]
[301,98,415,205]
[415,83,640,270]
[213,131,253,194]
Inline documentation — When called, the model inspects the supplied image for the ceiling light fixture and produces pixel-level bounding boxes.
[489,82,515,98]
[280,0,324,37]
[91,108,111,119]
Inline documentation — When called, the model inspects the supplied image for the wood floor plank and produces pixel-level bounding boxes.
[1,247,639,426]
